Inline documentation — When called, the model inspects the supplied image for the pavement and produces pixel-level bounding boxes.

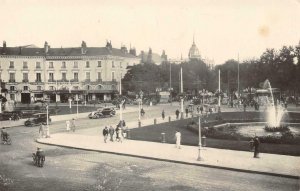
[36,114,300,179]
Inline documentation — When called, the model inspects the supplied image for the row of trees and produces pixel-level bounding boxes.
[122,43,300,98]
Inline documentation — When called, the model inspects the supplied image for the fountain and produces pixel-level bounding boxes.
[263,79,287,130]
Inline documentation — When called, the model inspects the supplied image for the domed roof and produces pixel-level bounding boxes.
[188,37,201,60]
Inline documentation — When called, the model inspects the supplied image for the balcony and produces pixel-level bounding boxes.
[71,79,79,82]
[22,79,29,83]
[58,79,68,82]
[96,79,103,83]
[48,79,55,82]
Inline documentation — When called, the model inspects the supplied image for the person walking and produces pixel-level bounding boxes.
[175,131,181,149]
[185,108,189,117]
[71,118,76,132]
[175,109,180,119]
[197,106,200,114]
[103,126,109,143]
[66,120,70,132]
[118,127,123,143]
[39,123,45,138]
[200,105,203,114]
[115,126,120,142]
[162,110,165,120]
[109,126,115,142]
[253,136,260,158]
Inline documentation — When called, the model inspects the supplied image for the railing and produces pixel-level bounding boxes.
[8,79,16,83]
[48,79,55,82]
[22,79,29,83]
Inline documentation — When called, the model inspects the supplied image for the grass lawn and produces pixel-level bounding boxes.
[129,118,300,156]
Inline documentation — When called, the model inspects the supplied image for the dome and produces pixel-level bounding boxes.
[188,38,201,60]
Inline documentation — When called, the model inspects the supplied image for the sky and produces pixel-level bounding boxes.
[0,0,300,64]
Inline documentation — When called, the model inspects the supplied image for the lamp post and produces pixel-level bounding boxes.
[197,115,202,161]
[180,67,184,119]
[46,104,50,138]
[76,94,79,118]
[218,69,221,112]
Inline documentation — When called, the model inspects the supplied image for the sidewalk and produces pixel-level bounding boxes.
[37,124,300,179]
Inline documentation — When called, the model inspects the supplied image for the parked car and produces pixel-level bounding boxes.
[24,113,51,127]
[0,111,22,121]
[88,108,115,119]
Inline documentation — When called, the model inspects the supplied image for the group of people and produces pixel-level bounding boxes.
[102,120,127,143]
[65,118,76,132]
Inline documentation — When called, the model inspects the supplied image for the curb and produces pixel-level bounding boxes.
[36,140,299,180]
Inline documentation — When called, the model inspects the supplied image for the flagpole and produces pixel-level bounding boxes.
[238,53,240,98]
[180,66,184,119]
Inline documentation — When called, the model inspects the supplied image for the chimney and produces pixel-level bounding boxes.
[19,47,22,55]
[3,41,6,48]
[44,41,49,54]
[81,41,87,54]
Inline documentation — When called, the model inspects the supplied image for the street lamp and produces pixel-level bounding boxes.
[46,104,50,138]
[197,115,202,161]
[180,67,184,119]
[76,94,79,118]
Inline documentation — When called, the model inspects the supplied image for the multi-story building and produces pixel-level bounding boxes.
[0,41,139,104]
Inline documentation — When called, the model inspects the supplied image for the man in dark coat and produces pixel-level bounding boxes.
[109,126,114,142]
[175,109,180,119]
[253,137,260,158]
[103,126,109,143]
[185,108,189,117]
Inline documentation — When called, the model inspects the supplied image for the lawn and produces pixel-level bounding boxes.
[129,117,300,156]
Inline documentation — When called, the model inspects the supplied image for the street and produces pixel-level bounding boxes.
[1,104,299,191]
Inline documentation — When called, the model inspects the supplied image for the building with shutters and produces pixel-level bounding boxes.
[0,41,140,104]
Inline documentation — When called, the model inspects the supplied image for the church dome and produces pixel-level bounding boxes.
[188,38,201,60]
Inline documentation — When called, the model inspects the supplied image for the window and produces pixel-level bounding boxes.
[9,73,15,82]
[97,72,102,80]
[10,94,15,101]
[23,73,28,82]
[74,61,78,68]
[37,86,42,91]
[62,61,66,68]
[97,61,101,67]
[74,72,78,81]
[9,61,14,69]
[86,61,90,68]
[36,62,41,69]
[49,62,54,68]
[49,73,54,81]
[10,86,15,91]
[36,73,42,82]
[112,72,115,80]
[24,86,28,91]
[23,62,28,69]
[62,73,67,80]
[86,72,90,80]
[112,61,115,68]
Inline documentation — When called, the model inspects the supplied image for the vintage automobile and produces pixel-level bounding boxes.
[88,108,115,119]
[24,113,51,127]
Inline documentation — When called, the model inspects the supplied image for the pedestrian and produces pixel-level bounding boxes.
[118,127,123,143]
[103,126,109,143]
[175,131,181,149]
[243,102,247,112]
[253,136,260,158]
[175,109,180,119]
[66,120,70,132]
[109,126,114,142]
[200,105,203,114]
[71,118,76,132]
[197,106,200,114]
[185,107,189,117]
[39,123,44,138]
[115,126,120,142]
[162,110,165,120]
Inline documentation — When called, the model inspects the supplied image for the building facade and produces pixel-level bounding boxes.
[0,41,140,104]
